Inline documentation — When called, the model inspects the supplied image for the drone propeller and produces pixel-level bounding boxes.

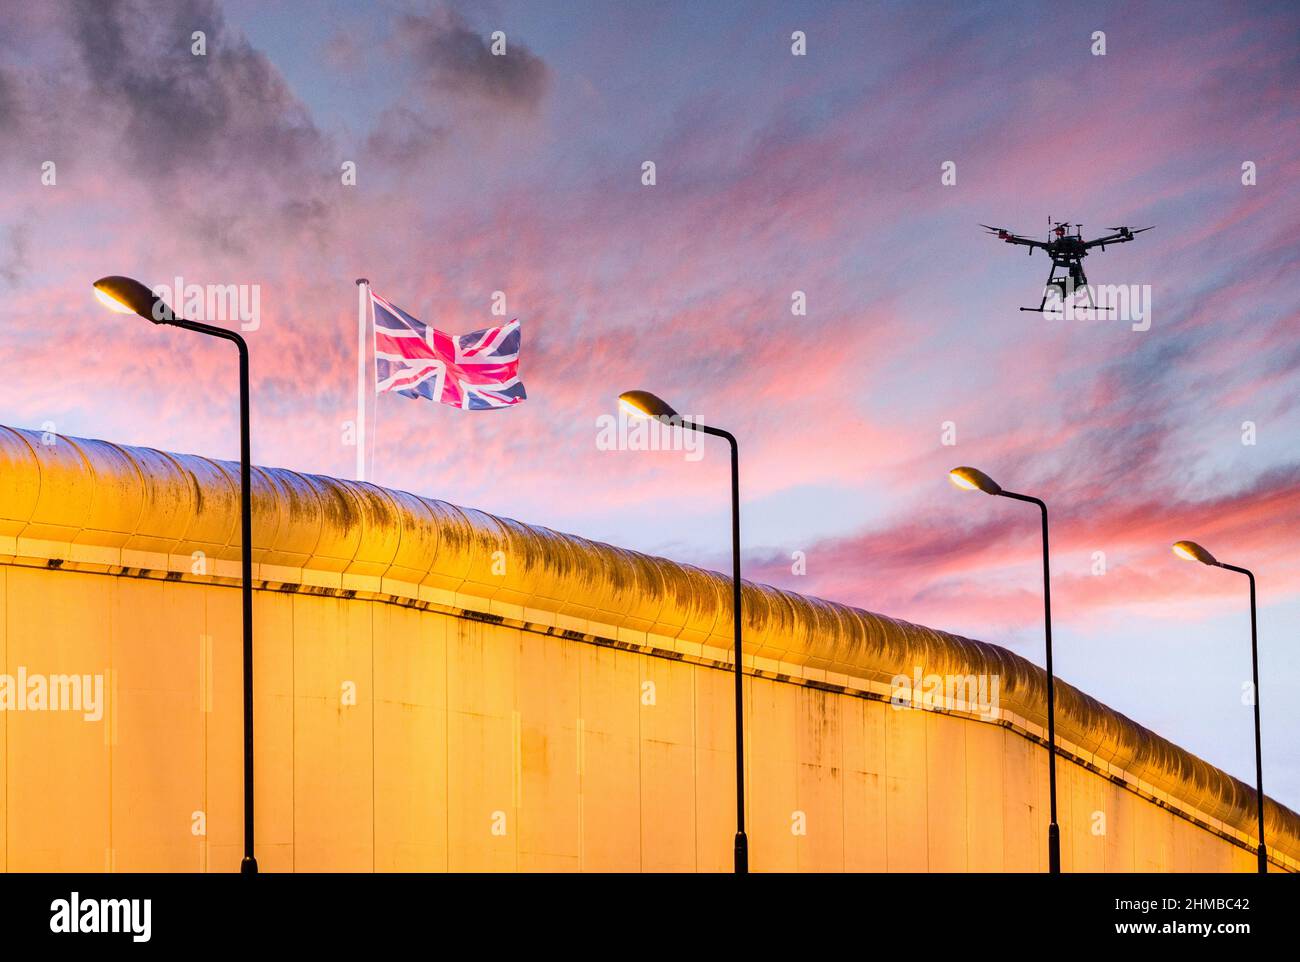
[1102,226,1155,244]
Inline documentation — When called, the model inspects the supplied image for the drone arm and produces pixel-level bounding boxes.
[1083,232,1128,249]
[1002,235,1045,249]
[1083,226,1153,250]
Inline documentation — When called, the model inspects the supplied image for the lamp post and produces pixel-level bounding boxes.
[949,466,1060,873]
[619,390,748,873]
[94,275,258,874]
[1172,540,1269,873]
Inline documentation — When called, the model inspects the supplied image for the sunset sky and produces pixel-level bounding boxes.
[1,0,1297,805]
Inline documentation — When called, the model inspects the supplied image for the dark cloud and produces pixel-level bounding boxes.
[67,0,324,179]
[42,0,339,251]
[0,69,17,128]
[397,8,549,111]
[0,223,31,287]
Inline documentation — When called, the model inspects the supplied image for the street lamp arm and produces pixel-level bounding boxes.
[700,424,735,447]
[167,316,249,355]
[668,416,736,448]
[997,489,1046,512]
[1219,562,1254,580]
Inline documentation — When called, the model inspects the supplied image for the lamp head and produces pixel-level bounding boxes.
[949,466,1002,496]
[1172,540,1218,566]
[618,390,678,420]
[92,276,174,323]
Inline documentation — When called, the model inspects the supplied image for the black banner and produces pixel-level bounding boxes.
[0,871,1291,949]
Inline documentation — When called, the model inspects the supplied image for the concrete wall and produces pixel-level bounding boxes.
[0,426,1295,872]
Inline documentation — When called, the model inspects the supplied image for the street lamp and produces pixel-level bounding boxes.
[94,275,258,875]
[950,465,1061,873]
[1172,539,1269,873]
[619,390,749,874]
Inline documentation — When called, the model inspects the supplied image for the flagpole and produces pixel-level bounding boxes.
[355,278,369,481]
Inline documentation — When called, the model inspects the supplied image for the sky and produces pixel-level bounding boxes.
[1,0,1297,807]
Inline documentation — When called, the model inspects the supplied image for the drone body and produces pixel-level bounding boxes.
[981,219,1153,312]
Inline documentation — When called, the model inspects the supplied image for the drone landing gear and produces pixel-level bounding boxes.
[1020,259,1111,314]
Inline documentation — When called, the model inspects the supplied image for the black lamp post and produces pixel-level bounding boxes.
[1173,540,1269,873]
[94,275,258,874]
[950,465,1060,873]
[619,390,748,873]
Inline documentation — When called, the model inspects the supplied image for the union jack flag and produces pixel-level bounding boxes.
[370,291,526,410]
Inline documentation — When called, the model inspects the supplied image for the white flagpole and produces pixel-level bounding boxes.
[355,278,370,481]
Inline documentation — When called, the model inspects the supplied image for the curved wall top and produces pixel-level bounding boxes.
[0,424,1296,866]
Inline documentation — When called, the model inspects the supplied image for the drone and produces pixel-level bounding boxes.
[981,218,1153,312]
